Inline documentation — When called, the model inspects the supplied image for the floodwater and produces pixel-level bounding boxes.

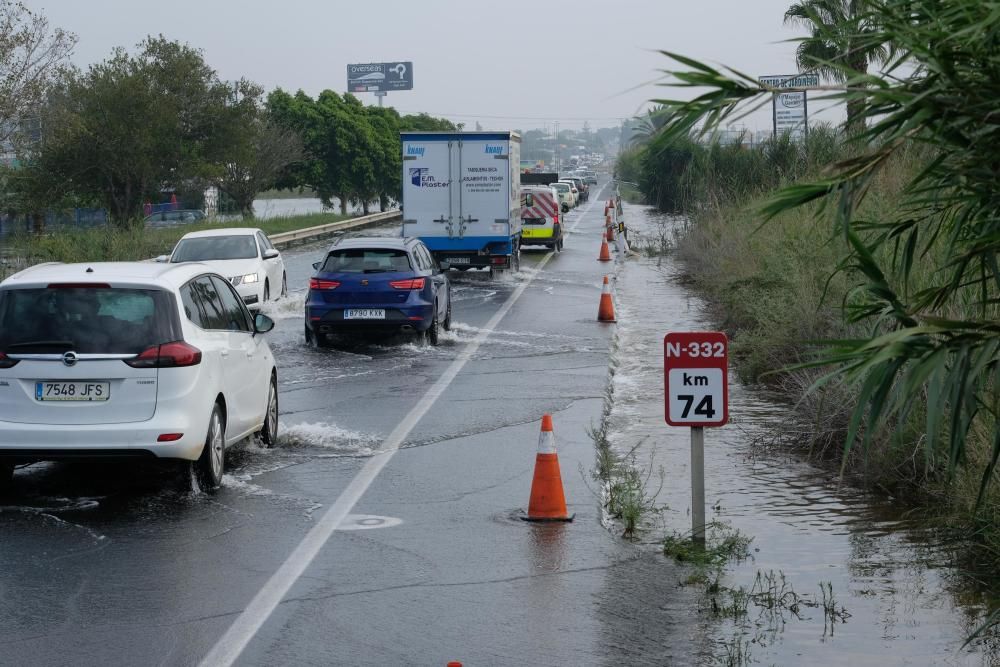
[605,202,1000,665]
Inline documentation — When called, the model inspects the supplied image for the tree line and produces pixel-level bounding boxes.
[0,2,454,226]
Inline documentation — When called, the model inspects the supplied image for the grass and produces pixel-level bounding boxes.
[587,423,664,539]
[0,211,350,276]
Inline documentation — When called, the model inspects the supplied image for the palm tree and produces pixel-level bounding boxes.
[784,0,892,131]
[629,105,668,146]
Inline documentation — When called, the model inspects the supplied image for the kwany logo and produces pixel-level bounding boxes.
[406,145,425,157]
[484,145,504,155]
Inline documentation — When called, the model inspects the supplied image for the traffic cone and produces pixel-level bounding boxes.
[597,275,616,322]
[523,414,573,522]
[598,235,612,262]
[605,215,615,242]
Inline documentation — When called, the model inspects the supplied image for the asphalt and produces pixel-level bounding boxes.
[0,179,707,666]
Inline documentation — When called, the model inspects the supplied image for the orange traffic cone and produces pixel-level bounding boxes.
[605,215,615,242]
[598,235,612,262]
[597,275,616,322]
[523,414,573,522]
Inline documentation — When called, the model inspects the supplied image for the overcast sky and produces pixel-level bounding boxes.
[31,0,842,133]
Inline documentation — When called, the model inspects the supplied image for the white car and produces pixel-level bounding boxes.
[0,261,279,492]
[160,228,286,309]
[551,182,576,212]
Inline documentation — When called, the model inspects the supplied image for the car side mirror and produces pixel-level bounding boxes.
[263,249,280,260]
[312,261,321,270]
[254,313,275,334]
[523,193,534,208]
[155,255,169,263]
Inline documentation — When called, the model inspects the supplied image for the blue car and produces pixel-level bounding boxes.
[305,237,452,346]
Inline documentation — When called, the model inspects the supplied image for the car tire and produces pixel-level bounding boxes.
[195,404,225,492]
[427,304,440,346]
[258,373,279,448]
[557,237,564,252]
[443,290,452,331]
[281,273,287,298]
[0,463,13,496]
[263,280,270,303]
[306,323,331,349]
[513,245,521,272]
[562,204,569,213]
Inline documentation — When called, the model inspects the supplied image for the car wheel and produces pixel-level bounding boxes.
[258,374,279,448]
[443,289,452,331]
[427,304,440,346]
[0,463,13,496]
[558,237,564,252]
[513,246,521,272]
[195,404,225,492]
[306,323,331,349]
[562,204,569,213]
[263,280,270,303]
[281,273,287,298]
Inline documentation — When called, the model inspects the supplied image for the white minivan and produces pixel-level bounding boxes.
[0,261,279,493]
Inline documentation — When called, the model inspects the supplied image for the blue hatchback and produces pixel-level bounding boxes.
[305,237,452,346]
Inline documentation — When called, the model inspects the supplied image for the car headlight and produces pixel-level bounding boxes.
[232,273,258,286]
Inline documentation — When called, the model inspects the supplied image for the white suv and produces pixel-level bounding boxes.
[0,261,279,493]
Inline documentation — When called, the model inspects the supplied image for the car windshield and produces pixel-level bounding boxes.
[321,248,412,273]
[171,236,257,262]
[552,183,569,192]
[0,287,178,354]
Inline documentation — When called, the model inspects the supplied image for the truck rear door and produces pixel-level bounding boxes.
[402,136,458,240]
[458,136,511,241]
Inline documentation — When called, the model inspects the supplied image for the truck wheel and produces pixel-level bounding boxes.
[0,463,13,496]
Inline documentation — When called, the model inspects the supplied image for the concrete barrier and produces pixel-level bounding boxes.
[268,210,401,249]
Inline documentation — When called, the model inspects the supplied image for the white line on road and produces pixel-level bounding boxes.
[199,188,607,667]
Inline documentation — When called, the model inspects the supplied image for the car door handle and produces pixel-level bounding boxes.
[221,350,229,358]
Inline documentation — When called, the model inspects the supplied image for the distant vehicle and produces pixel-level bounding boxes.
[582,170,598,184]
[520,186,563,251]
[551,182,575,212]
[144,209,206,227]
[305,236,452,347]
[563,176,589,202]
[160,228,286,309]
[401,131,522,274]
[558,180,581,206]
[0,261,279,493]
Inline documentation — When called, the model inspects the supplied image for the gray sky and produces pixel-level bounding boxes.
[31,0,841,133]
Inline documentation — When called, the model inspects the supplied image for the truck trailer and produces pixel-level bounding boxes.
[400,131,522,274]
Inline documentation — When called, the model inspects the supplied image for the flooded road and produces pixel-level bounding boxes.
[609,201,1000,665]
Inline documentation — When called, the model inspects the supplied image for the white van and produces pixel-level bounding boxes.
[520,186,564,251]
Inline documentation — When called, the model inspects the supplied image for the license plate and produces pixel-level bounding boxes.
[447,257,471,265]
[35,381,111,402]
[344,309,386,320]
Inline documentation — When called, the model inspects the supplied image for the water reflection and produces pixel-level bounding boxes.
[603,201,1000,664]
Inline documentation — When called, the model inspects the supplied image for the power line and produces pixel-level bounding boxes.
[393,110,627,122]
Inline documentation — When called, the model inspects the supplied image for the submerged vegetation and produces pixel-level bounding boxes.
[616,0,1000,628]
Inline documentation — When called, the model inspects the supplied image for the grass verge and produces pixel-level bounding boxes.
[0,211,350,278]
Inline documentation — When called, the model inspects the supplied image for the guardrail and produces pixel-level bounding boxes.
[268,210,401,249]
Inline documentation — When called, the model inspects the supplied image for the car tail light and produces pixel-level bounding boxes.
[491,257,507,265]
[553,213,559,225]
[309,278,340,290]
[125,341,202,368]
[46,283,111,289]
[390,278,426,290]
[0,352,18,369]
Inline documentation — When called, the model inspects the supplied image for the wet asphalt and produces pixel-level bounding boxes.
[0,180,707,666]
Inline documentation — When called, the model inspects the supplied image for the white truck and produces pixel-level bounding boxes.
[400,131,522,273]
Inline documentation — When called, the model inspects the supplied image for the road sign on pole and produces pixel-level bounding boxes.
[664,332,729,428]
[664,331,729,543]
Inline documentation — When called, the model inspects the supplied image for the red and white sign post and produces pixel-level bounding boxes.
[664,332,729,543]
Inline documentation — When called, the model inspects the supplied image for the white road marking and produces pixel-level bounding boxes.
[199,188,606,667]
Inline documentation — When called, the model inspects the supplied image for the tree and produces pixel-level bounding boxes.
[215,116,303,219]
[784,0,893,131]
[0,1,75,151]
[28,36,235,226]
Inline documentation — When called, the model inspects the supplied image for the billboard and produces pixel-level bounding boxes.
[347,62,413,93]
[759,74,818,140]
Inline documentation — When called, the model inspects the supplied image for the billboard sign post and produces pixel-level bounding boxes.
[347,62,414,106]
[664,331,729,543]
[758,74,819,141]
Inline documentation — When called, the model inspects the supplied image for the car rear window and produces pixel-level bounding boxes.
[171,236,257,261]
[0,287,180,354]
[321,249,412,273]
